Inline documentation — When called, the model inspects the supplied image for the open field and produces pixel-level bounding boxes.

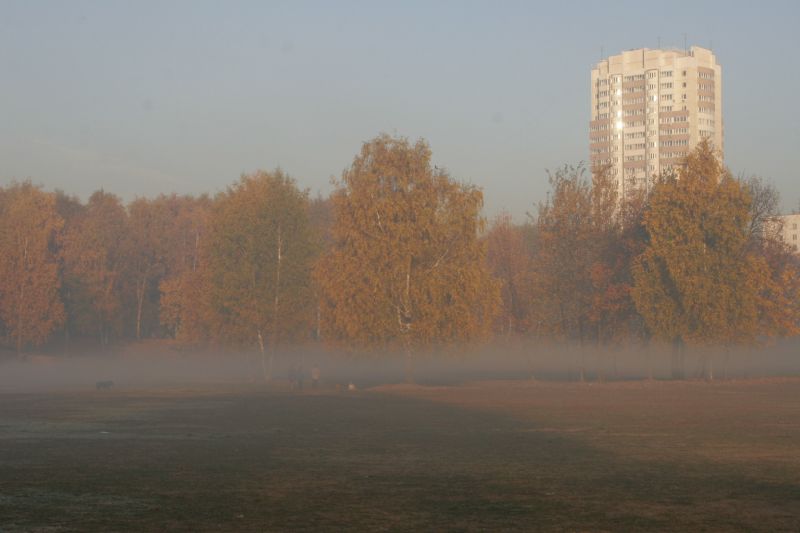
[1,379,799,531]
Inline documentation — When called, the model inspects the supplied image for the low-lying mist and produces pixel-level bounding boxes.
[2,339,799,393]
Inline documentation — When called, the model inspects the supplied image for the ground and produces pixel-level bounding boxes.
[1,379,799,531]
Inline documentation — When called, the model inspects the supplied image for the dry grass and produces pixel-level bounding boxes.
[1,379,799,531]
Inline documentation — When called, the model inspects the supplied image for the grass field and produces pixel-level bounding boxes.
[1,379,799,531]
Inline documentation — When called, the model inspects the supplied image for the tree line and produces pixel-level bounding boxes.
[1,134,798,377]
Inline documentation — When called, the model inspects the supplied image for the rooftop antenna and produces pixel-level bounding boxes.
[709,39,714,51]
[683,33,688,53]
[657,35,661,49]
[600,45,604,61]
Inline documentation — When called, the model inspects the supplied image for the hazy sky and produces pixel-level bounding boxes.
[2,0,799,219]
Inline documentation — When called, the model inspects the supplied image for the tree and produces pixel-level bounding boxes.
[158,195,213,343]
[126,197,170,340]
[486,213,534,337]
[62,190,129,346]
[587,178,648,347]
[205,170,316,380]
[0,182,65,355]
[308,194,334,341]
[631,141,763,378]
[739,174,782,249]
[736,175,800,343]
[315,134,499,380]
[529,164,634,379]
[530,164,596,344]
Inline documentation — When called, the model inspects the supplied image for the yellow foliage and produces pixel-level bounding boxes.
[316,134,500,353]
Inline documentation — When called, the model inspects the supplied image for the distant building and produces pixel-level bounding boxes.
[590,46,723,199]
[776,213,800,253]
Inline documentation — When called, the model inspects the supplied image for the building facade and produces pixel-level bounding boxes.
[776,213,800,253]
[590,46,723,199]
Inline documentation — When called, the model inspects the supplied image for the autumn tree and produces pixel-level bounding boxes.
[736,175,800,342]
[205,170,316,379]
[126,197,170,340]
[0,182,65,355]
[530,164,597,344]
[486,213,534,337]
[529,164,639,379]
[739,174,783,249]
[586,174,648,348]
[158,195,213,343]
[307,194,334,341]
[316,134,499,380]
[62,190,129,346]
[631,141,764,378]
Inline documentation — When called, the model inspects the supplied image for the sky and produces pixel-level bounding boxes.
[1,0,799,220]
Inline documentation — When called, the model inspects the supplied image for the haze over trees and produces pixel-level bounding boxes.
[0,135,798,380]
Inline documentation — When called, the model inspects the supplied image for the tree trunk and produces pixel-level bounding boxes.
[595,344,604,383]
[671,337,685,380]
[316,301,321,341]
[723,349,730,381]
[16,281,25,357]
[257,329,268,382]
[404,340,414,384]
[269,226,283,383]
[136,278,146,341]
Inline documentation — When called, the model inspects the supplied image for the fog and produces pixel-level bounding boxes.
[2,340,799,393]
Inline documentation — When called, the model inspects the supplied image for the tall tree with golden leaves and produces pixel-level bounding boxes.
[486,213,534,337]
[316,134,499,379]
[158,195,213,343]
[205,170,315,379]
[0,182,65,355]
[530,164,596,343]
[631,141,763,378]
[126,197,170,340]
[62,190,129,346]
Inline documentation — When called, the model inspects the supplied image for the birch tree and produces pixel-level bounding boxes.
[486,213,534,337]
[316,134,499,379]
[62,190,129,346]
[158,195,213,342]
[205,170,315,379]
[0,182,65,354]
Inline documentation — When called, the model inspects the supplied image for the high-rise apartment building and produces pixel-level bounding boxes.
[776,213,800,254]
[590,46,723,199]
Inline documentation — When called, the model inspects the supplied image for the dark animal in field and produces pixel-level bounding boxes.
[96,380,115,390]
